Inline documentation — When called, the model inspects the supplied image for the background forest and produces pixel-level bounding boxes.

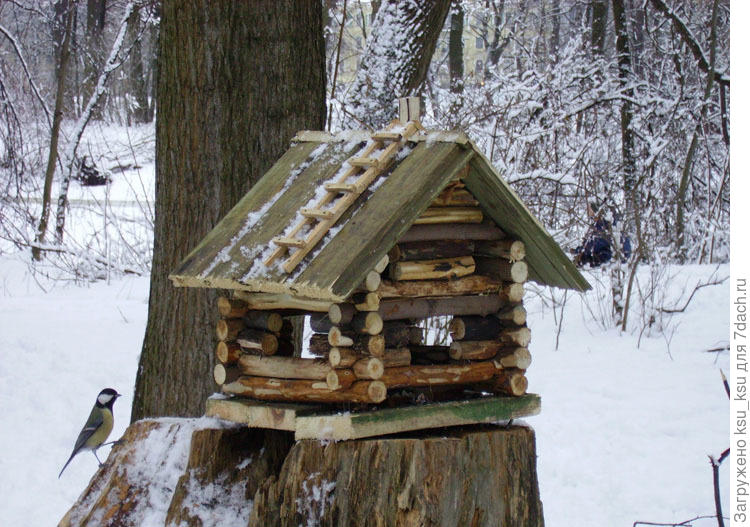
[0,0,729,334]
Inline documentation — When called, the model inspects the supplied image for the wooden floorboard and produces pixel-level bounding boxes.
[205,394,541,441]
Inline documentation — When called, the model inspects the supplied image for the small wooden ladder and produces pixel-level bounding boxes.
[264,120,420,274]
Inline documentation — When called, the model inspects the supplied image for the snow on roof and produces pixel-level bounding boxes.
[169,129,589,301]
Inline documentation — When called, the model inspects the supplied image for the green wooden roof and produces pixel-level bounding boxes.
[170,130,590,301]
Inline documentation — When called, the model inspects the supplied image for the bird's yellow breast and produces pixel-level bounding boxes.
[85,408,113,449]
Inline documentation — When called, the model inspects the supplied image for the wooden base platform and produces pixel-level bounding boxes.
[205,394,541,441]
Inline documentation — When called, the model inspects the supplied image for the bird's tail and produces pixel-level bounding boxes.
[58,452,76,478]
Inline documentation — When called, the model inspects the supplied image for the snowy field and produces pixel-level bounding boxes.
[0,250,729,526]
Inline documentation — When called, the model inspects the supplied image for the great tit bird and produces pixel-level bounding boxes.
[59,388,121,478]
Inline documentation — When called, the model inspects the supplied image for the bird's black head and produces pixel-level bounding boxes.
[96,388,121,408]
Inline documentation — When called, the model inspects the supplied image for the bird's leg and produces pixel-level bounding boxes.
[92,449,105,467]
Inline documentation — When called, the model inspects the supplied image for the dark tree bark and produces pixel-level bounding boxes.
[342,0,451,128]
[448,0,464,95]
[33,0,74,261]
[591,0,608,56]
[126,6,149,125]
[131,1,326,421]
[83,0,106,119]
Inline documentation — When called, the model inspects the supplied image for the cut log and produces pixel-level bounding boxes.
[309,313,334,333]
[312,332,385,356]
[373,254,390,274]
[242,310,283,333]
[496,304,527,326]
[475,239,526,261]
[500,282,525,304]
[326,369,357,390]
[216,318,245,341]
[499,327,532,347]
[234,291,331,312]
[328,303,356,325]
[379,295,508,320]
[388,239,475,262]
[390,256,475,281]
[351,311,384,335]
[432,187,479,206]
[237,355,333,381]
[495,347,532,370]
[352,357,385,380]
[414,207,483,225]
[215,341,242,365]
[381,347,412,368]
[360,270,381,292]
[449,315,505,341]
[236,328,279,355]
[352,292,380,311]
[381,321,422,347]
[398,223,505,243]
[474,257,528,283]
[213,363,242,385]
[217,297,249,318]
[482,368,528,396]
[377,275,501,298]
[449,340,508,361]
[378,361,498,389]
[223,377,387,404]
[328,348,411,370]
[327,326,354,347]
[328,347,360,368]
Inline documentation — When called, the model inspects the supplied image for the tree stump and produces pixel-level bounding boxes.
[59,420,543,527]
[250,425,543,527]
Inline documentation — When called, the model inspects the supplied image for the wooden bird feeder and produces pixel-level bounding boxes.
[170,97,590,440]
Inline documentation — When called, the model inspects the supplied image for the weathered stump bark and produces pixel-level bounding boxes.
[60,420,544,527]
[250,425,544,527]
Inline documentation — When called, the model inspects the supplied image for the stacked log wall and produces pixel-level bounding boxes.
[213,174,535,406]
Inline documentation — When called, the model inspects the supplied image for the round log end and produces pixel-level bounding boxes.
[448,318,466,340]
[260,333,279,355]
[510,261,529,283]
[328,304,343,324]
[365,312,383,335]
[364,270,381,292]
[514,348,532,370]
[509,240,526,261]
[326,370,341,390]
[368,334,386,356]
[503,283,525,303]
[217,297,232,317]
[216,319,229,341]
[267,313,283,333]
[329,347,342,368]
[213,364,227,385]
[354,357,384,380]
[448,341,463,360]
[367,381,387,403]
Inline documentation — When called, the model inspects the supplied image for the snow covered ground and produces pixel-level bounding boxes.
[0,251,728,526]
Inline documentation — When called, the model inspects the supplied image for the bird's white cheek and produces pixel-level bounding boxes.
[98,394,112,405]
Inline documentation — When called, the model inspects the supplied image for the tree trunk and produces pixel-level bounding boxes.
[448,0,464,118]
[60,421,544,527]
[342,0,451,128]
[84,0,107,120]
[126,6,149,124]
[590,0,608,56]
[131,1,326,421]
[32,0,74,260]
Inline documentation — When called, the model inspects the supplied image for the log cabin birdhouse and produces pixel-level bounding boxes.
[170,97,590,440]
